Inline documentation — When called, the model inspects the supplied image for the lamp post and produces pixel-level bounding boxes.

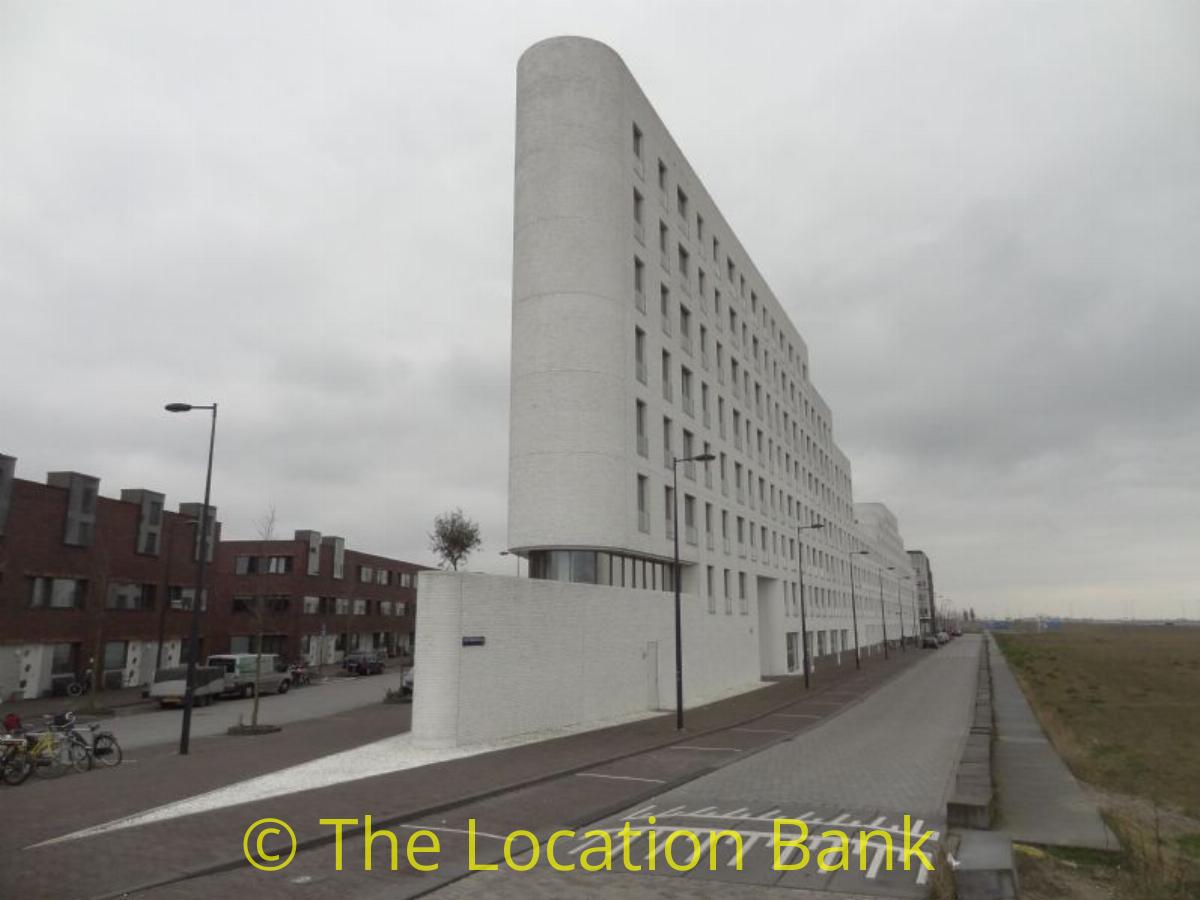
[165,401,217,756]
[887,566,908,652]
[875,566,890,660]
[795,522,824,688]
[671,452,715,731]
[848,549,865,669]
[897,574,912,650]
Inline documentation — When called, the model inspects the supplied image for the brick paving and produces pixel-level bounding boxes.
[1,648,927,899]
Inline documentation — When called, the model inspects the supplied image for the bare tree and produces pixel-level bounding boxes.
[429,508,482,572]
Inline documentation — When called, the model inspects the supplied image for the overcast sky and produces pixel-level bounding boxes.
[2,1,1197,619]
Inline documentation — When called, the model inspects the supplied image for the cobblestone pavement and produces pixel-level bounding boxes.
[431,637,982,900]
[652,635,982,820]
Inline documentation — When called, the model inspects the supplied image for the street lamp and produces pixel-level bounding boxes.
[795,522,824,688]
[887,566,908,653]
[853,549,885,660]
[671,451,715,731]
[165,401,217,756]
[848,549,866,669]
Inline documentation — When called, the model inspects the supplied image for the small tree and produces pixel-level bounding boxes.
[429,508,482,571]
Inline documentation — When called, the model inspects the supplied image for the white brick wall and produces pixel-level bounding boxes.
[412,571,762,747]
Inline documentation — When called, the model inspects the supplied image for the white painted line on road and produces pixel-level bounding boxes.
[575,773,666,784]
[730,727,792,734]
[670,745,744,752]
[400,824,507,841]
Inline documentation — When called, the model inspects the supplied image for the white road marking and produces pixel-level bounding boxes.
[400,824,507,841]
[575,773,665,784]
[730,727,792,734]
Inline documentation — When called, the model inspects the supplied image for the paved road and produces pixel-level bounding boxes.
[96,673,403,749]
[432,637,982,899]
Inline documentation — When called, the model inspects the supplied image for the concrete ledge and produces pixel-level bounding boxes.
[953,829,1019,900]
[948,638,996,828]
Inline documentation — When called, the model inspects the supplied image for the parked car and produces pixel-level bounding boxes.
[344,651,386,676]
[206,653,291,697]
[921,634,940,649]
[401,666,414,698]
[149,665,226,707]
[936,631,950,645]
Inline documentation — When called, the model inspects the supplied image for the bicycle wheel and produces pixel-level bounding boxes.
[1,747,33,786]
[92,733,123,768]
[69,734,92,773]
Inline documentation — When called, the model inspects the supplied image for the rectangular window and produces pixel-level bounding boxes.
[636,400,648,458]
[706,566,716,614]
[681,367,694,416]
[659,221,670,268]
[661,350,673,401]
[723,570,732,614]
[106,582,155,611]
[682,430,695,478]
[28,577,86,609]
[658,159,668,191]
[664,486,674,537]
[677,187,688,218]
[634,257,646,312]
[635,327,647,384]
[235,555,258,575]
[660,285,672,334]
[678,245,690,282]
[679,305,692,352]
[632,123,643,158]
[663,416,673,468]
[267,556,292,574]
[684,495,697,545]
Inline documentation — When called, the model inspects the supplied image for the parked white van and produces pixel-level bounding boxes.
[205,654,291,697]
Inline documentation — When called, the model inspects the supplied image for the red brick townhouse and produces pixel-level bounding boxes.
[0,452,426,700]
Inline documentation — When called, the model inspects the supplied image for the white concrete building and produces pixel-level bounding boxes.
[907,549,937,636]
[852,502,921,649]
[413,37,924,747]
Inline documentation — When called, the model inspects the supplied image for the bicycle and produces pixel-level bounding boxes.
[0,723,85,784]
[65,671,94,698]
[59,713,123,770]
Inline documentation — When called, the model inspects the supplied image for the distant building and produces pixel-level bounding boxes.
[214,533,421,665]
[907,549,937,637]
[0,452,424,700]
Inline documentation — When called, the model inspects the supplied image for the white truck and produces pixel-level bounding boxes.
[149,665,226,708]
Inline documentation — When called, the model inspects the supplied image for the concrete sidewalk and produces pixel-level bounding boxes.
[988,633,1119,850]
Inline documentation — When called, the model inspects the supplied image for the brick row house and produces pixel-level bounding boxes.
[0,453,425,700]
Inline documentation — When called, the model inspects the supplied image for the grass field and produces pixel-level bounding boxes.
[995,624,1200,899]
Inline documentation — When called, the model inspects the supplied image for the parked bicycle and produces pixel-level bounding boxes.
[56,711,123,771]
[0,717,84,784]
[65,670,94,697]
[0,712,122,785]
